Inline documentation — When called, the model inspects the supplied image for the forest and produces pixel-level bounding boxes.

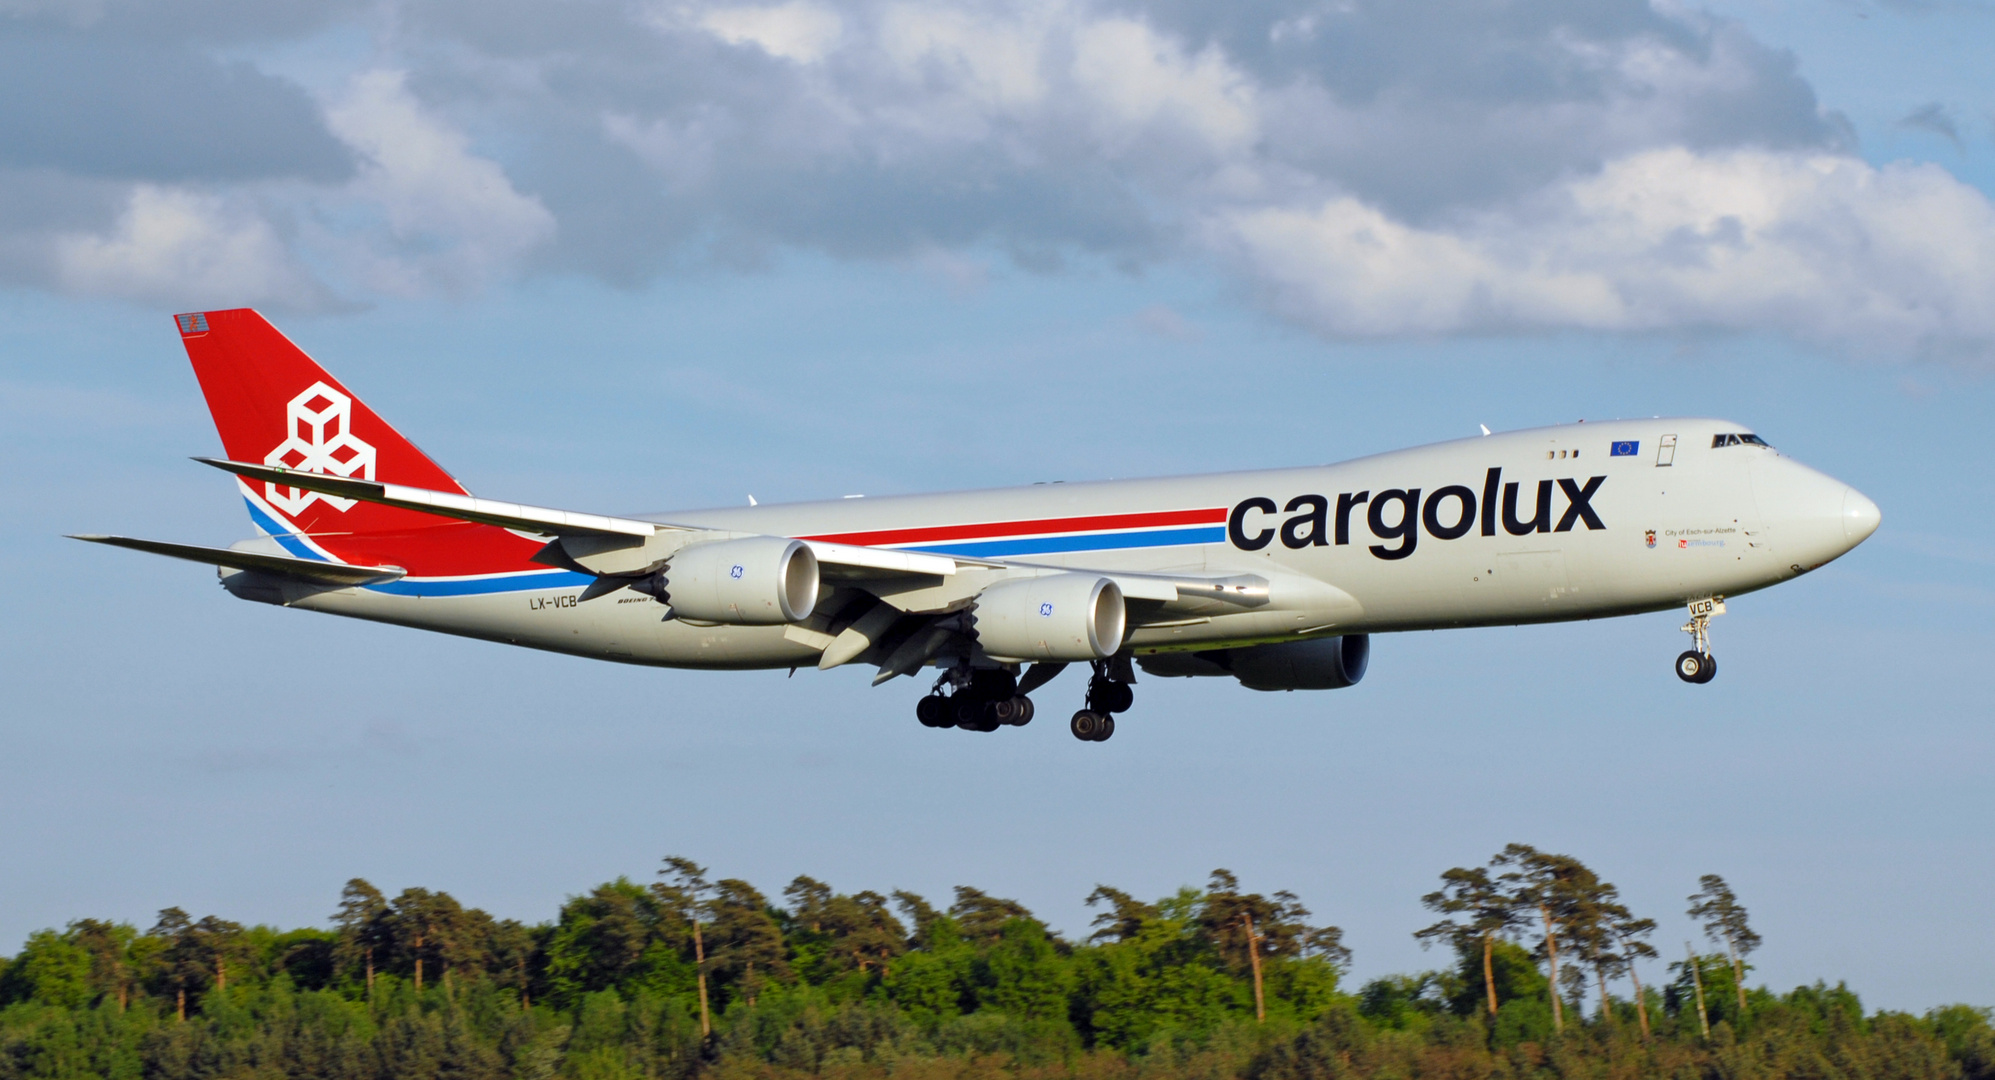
[1,844,1989,1080]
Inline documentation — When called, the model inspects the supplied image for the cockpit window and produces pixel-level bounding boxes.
[1712,433,1772,448]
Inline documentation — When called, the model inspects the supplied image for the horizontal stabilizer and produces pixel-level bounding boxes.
[69,535,406,587]
[195,457,666,539]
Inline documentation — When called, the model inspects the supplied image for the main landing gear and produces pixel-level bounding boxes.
[1675,597,1724,684]
[1071,663,1134,742]
[915,668,1034,733]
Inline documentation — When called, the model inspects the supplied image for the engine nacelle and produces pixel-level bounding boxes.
[972,574,1126,662]
[1138,634,1369,691]
[656,536,818,624]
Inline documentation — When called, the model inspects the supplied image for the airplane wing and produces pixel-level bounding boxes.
[195,457,667,538]
[70,534,407,587]
[193,457,995,581]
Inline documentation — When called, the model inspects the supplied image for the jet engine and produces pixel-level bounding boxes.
[1138,634,1369,691]
[647,536,819,624]
[972,574,1126,662]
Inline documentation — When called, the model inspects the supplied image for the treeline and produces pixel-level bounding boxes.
[0,848,1988,1080]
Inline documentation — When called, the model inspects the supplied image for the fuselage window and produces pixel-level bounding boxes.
[1738,433,1771,447]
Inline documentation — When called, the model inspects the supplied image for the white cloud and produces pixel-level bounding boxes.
[1070,17,1257,158]
[9,0,1995,361]
[697,1,844,62]
[321,70,555,295]
[52,185,320,307]
[1210,148,1995,358]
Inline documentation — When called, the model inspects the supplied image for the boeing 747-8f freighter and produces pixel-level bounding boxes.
[76,310,1880,741]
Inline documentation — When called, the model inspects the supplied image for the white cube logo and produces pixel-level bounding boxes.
[263,382,375,516]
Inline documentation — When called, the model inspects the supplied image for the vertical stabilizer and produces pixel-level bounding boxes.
[176,309,467,540]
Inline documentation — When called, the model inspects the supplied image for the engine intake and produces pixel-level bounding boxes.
[655,536,818,624]
[972,574,1126,662]
[1138,635,1368,691]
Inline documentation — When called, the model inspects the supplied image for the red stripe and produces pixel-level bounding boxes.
[804,507,1227,548]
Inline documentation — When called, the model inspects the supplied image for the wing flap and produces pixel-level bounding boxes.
[70,534,406,587]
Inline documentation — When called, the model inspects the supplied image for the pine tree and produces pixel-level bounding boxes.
[1688,874,1761,1017]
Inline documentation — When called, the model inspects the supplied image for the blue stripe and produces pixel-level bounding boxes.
[242,497,327,561]
[908,526,1226,558]
[366,571,593,597]
[241,496,590,597]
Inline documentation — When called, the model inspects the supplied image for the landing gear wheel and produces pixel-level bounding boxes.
[1094,714,1115,741]
[1089,677,1134,714]
[1675,651,1716,684]
[992,696,1034,726]
[1070,710,1104,741]
[953,696,999,731]
[916,695,951,728]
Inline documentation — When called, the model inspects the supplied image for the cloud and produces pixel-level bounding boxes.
[0,25,353,181]
[1211,149,1995,358]
[1899,102,1962,145]
[695,1,845,62]
[319,70,556,296]
[51,185,323,307]
[4,0,1994,360]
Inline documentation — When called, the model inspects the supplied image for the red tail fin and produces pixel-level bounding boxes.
[178,308,467,537]
[176,309,555,581]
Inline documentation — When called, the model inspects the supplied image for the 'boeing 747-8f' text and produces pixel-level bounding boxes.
[76,310,1880,741]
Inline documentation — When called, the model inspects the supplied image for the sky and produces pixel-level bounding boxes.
[2,0,1994,1016]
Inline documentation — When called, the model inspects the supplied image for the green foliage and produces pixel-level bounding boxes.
[0,932,92,1009]
[0,858,1986,1080]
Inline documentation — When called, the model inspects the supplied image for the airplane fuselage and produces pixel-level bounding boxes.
[252,417,1874,671]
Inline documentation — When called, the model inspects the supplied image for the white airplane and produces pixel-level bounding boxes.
[76,310,1880,741]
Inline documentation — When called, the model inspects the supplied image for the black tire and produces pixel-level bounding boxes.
[916,695,950,727]
[1013,697,1035,726]
[991,697,1021,725]
[1094,714,1115,741]
[1070,710,1101,741]
[952,696,988,729]
[1694,652,1717,684]
[1675,651,1707,683]
[1097,680,1134,714]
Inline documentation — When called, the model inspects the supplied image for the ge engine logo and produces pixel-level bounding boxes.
[1039,602,1054,617]
[264,382,375,516]
[730,565,745,579]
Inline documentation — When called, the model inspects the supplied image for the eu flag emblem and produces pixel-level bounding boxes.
[1610,440,1639,457]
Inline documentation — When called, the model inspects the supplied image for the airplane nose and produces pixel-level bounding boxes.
[1842,487,1881,546]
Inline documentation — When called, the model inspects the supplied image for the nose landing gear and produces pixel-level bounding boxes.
[1675,597,1723,684]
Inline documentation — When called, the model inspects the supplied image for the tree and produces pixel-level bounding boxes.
[386,887,466,992]
[1606,908,1659,1037]
[333,878,388,997]
[1494,844,1592,1033]
[1682,941,1712,1038]
[1084,886,1159,944]
[655,855,715,1037]
[892,890,945,950]
[486,918,539,1009]
[1688,874,1761,1016]
[148,908,245,1019]
[1414,865,1521,1020]
[706,878,788,1006]
[782,876,906,979]
[1549,868,1628,1024]
[70,919,137,1011]
[948,887,1034,943]
[1200,869,1347,1023]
